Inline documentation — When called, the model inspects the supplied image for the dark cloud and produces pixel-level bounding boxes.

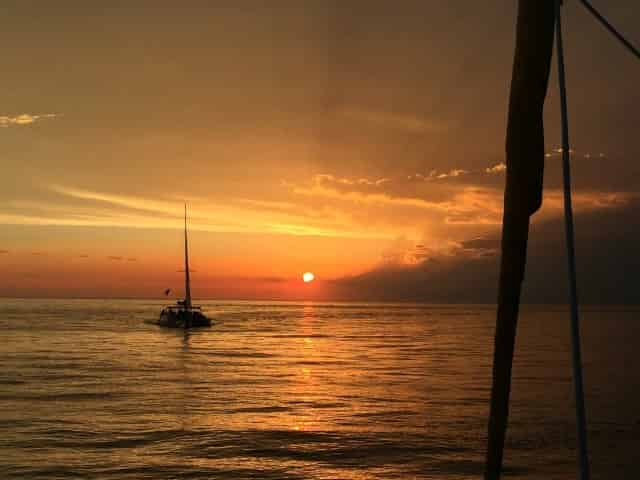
[332,199,640,304]
[0,250,8,254]
[543,153,640,193]
[457,237,500,258]
[459,237,500,250]
[331,255,498,303]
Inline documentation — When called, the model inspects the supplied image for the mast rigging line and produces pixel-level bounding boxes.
[556,1,590,479]
[486,0,635,477]
[580,0,640,60]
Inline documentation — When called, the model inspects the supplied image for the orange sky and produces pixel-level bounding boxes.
[1,2,639,300]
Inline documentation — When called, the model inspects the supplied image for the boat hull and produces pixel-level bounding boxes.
[155,309,212,328]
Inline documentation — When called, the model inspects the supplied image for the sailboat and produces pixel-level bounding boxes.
[155,204,212,328]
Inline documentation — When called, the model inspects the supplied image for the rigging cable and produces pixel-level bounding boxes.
[580,0,640,60]
[555,2,590,479]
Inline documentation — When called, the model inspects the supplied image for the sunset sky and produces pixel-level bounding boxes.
[1,1,639,301]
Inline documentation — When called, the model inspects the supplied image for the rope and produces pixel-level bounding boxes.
[555,2,591,479]
[580,0,640,60]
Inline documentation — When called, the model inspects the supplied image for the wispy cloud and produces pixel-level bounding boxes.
[290,175,504,225]
[544,190,637,211]
[439,169,468,179]
[2,171,633,261]
[0,113,59,127]
[338,107,447,134]
[545,147,606,159]
[289,172,636,231]
[0,184,387,240]
[409,165,499,182]
[379,241,438,266]
[312,174,391,188]
[485,163,506,174]
[425,169,469,180]
[309,157,577,191]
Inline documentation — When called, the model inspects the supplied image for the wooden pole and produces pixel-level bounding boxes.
[484,2,555,478]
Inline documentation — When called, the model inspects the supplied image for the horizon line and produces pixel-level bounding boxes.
[1,295,639,308]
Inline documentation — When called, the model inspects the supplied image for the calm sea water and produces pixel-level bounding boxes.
[1,300,638,479]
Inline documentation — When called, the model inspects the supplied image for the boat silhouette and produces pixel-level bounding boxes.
[153,205,212,328]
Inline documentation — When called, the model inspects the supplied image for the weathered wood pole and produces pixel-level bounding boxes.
[484,2,555,479]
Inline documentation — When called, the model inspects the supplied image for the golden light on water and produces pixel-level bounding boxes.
[302,272,315,283]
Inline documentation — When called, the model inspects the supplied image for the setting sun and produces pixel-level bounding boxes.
[302,272,315,283]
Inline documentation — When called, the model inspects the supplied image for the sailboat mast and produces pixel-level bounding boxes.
[184,203,192,309]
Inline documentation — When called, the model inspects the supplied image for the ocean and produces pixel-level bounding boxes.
[1,299,638,479]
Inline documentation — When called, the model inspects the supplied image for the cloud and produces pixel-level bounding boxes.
[337,107,447,134]
[291,176,506,226]
[457,237,500,257]
[379,240,437,266]
[0,250,8,254]
[234,198,301,211]
[330,197,640,304]
[0,113,59,127]
[408,169,470,181]
[312,174,390,188]
[107,256,123,261]
[293,177,450,209]
[3,172,633,268]
[543,190,637,212]
[0,183,385,240]
[405,164,508,182]
[435,169,469,179]
[485,163,506,174]
[287,172,638,242]
[458,237,499,250]
[545,147,606,159]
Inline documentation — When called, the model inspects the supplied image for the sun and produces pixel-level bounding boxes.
[302,272,315,283]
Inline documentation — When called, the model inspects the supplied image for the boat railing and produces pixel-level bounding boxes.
[162,304,203,311]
